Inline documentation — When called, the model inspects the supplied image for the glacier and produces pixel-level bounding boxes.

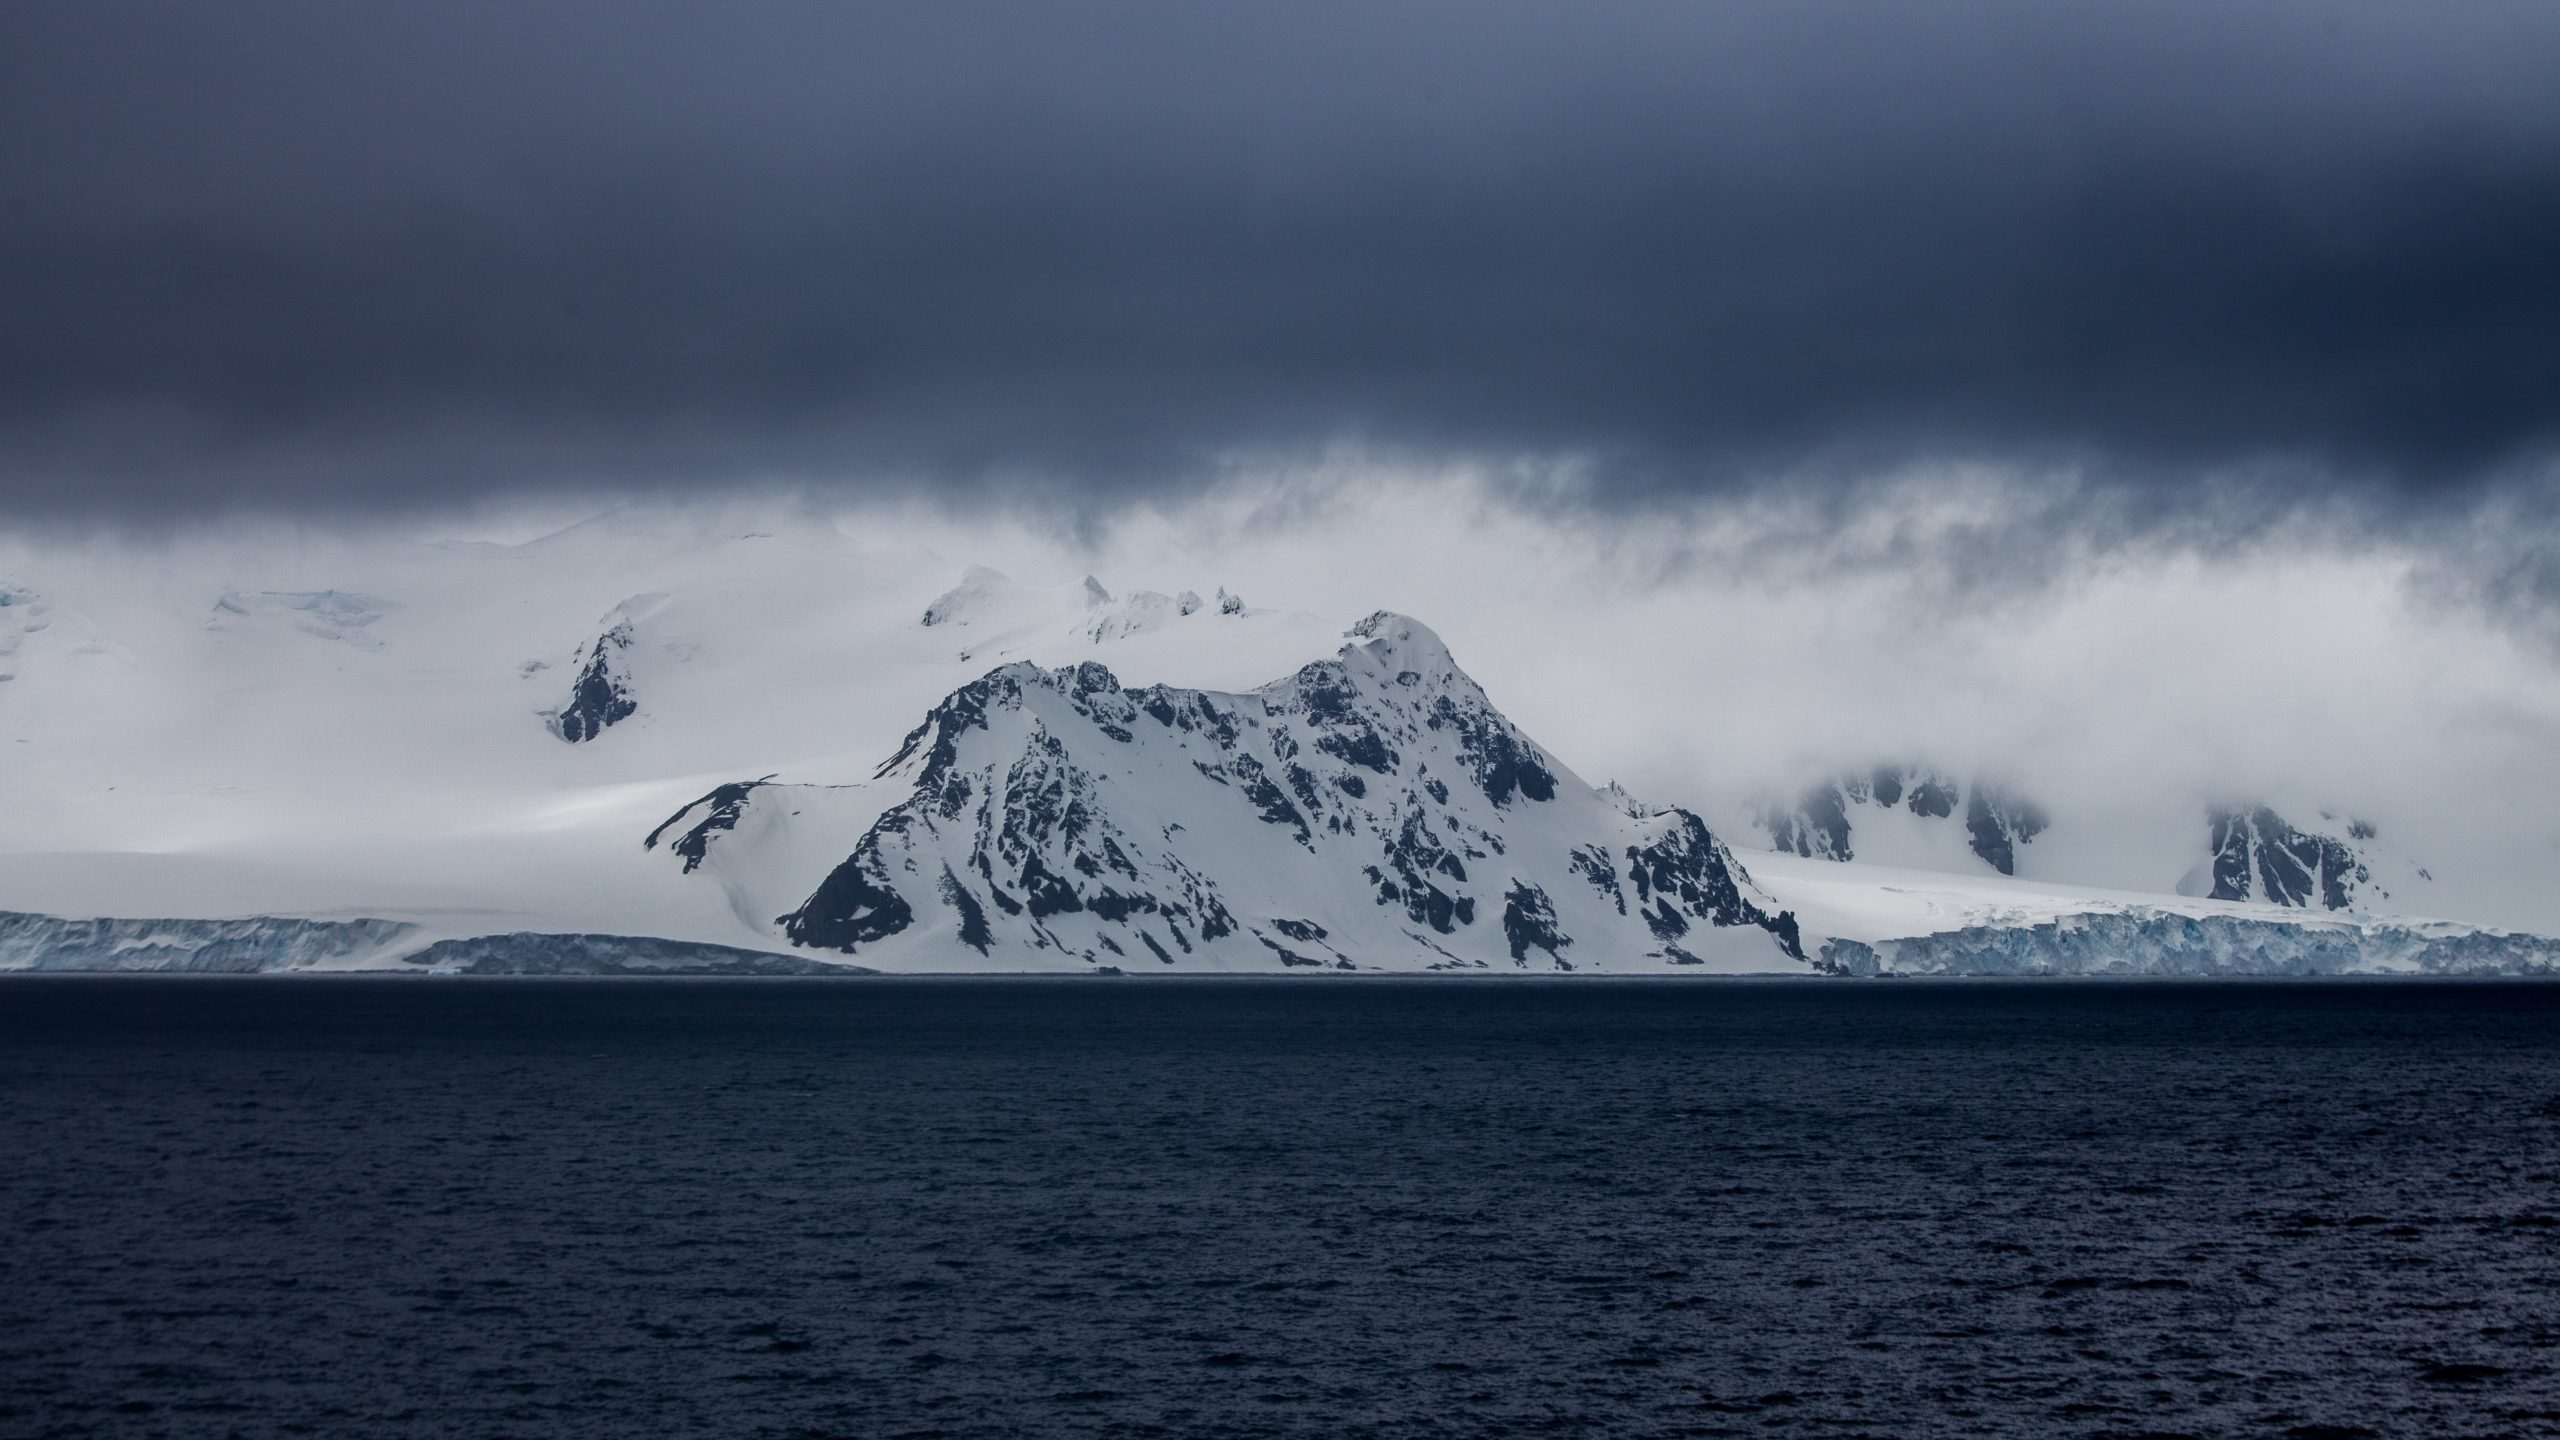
[0,910,863,975]
[1820,909,2560,977]
[0,911,419,973]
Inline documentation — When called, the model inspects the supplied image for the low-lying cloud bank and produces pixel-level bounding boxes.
[1001,463,2560,824]
[6,461,2559,926]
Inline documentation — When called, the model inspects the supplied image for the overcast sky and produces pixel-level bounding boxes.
[5,0,2559,517]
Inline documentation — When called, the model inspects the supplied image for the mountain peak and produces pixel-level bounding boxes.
[740,610,1800,970]
[1599,780,1651,818]
[1343,611,1455,679]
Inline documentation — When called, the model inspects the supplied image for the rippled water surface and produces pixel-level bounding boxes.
[5,977,2560,1438]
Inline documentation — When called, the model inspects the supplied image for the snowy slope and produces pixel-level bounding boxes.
[0,503,2552,973]
[655,613,1802,972]
[0,507,1340,957]
[1743,763,2437,918]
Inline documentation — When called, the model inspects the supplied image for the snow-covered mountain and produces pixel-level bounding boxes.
[918,567,1258,660]
[544,594,663,742]
[0,504,2550,974]
[653,613,1802,971]
[1748,765,2435,918]
[208,589,397,651]
[1752,764,2050,876]
[2181,803,2430,912]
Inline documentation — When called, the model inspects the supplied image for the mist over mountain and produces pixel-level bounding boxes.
[2,484,2557,974]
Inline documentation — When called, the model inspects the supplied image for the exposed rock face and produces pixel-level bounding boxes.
[549,609,643,742]
[1761,778,1855,860]
[1964,784,2050,878]
[769,612,1802,970]
[645,778,776,873]
[2203,804,2397,911]
[1757,764,2047,875]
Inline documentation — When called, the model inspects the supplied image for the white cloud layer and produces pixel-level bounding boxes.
[6,462,2558,929]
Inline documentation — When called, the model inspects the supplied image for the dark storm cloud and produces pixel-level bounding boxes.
[3,0,2559,513]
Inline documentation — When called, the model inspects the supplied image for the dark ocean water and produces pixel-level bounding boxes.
[4,978,2559,1439]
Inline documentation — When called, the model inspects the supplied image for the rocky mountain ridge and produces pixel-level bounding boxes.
[660,612,1805,971]
[1755,764,2051,876]
[2185,803,2426,912]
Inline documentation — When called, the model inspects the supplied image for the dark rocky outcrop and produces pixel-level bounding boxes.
[551,616,639,743]
[1758,764,2045,875]
[1627,811,1804,959]
[1502,881,1570,965]
[644,777,776,873]
[1964,784,2050,877]
[2206,804,2382,910]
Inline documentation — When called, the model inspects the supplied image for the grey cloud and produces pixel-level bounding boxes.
[4,0,2559,514]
